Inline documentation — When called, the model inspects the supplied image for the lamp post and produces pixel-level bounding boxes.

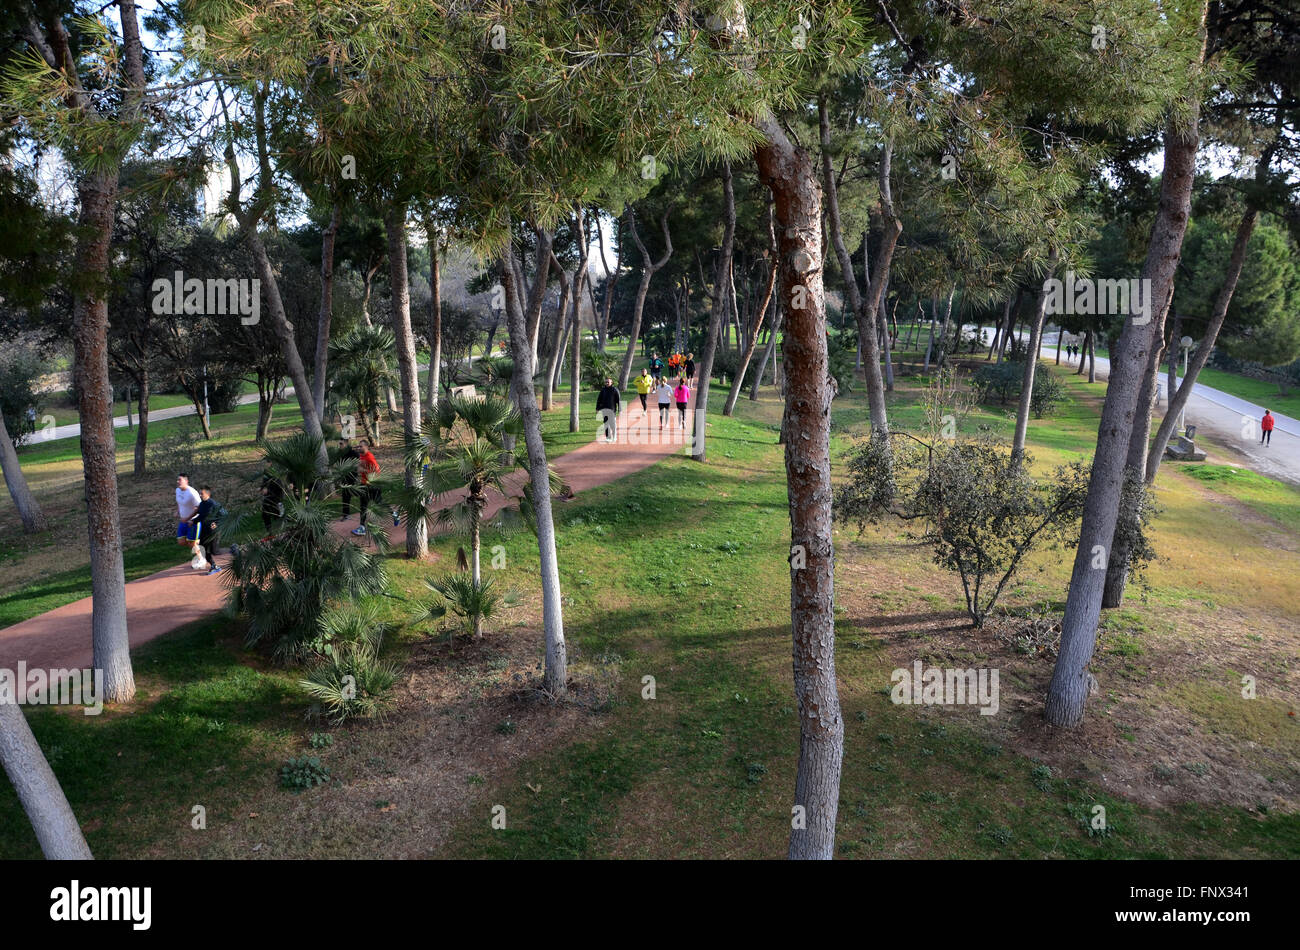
[1177,335,1193,434]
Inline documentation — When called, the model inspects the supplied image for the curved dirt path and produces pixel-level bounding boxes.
[0,391,700,673]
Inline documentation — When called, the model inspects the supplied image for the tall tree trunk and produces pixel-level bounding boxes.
[1087,329,1096,383]
[1102,332,1168,607]
[384,203,427,559]
[425,219,443,411]
[0,409,46,532]
[755,117,843,861]
[568,208,590,433]
[751,306,781,401]
[0,701,93,859]
[544,253,570,410]
[75,165,135,703]
[1076,326,1090,375]
[1012,253,1057,465]
[1146,204,1261,483]
[132,366,149,476]
[724,209,778,416]
[692,159,737,463]
[618,208,673,389]
[225,131,328,470]
[1046,91,1203,728]
[501,230,567,698]
[596,212,622,353]
[817,101,895,440]
[313,202,340,419]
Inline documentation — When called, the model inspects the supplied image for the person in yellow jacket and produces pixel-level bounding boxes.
[633,369,654,416]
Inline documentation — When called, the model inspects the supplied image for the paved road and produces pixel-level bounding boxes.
[964,324,1299,486]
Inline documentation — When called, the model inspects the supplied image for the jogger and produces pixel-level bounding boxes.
[1262,410,1275,445]
[656,377,673,428]
[353,439,382,535]
[596,377,621,442]
[674,378,690,428]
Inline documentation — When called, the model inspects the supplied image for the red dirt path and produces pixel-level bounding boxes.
[0,394,700,673]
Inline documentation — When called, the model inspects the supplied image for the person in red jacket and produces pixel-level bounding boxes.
[352,440,382,535]
[1261,410,1275,446]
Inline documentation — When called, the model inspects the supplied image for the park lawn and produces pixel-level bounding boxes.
[1,368,1296,859]
[0,387,598,622]
[1193,366,1300,419]
[36,382,262,429]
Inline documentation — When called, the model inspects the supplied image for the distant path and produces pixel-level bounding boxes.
[39,361,464,442]
[960,324,1299,486]
[0,390,699,673]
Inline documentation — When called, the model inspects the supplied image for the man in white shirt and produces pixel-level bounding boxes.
[175,472,202,549]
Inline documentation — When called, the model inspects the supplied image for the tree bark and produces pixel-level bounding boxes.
[750,305,781,401]
[817,100,895,439]
[724,207,777,415]
[0,409,46,533]
[384,203,427,559]
[0,700,93,859]
[501,233,567,698]
[1146,205,1260,483]
[1012,252,1057,466]
[568,208,590,433]
[1046,96,1203,728]
[618,207,673,389]
[755,116,843,861]
[313,201,340,420]
[132,366,149,476]
[424,218,443,411]
[544,250,570,410]
[692,159,737,463]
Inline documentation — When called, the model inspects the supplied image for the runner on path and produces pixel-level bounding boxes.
[656,376,673,428]
[1262,410,1275,446]
[352,439,382,535]
[674,378,690,428]
[648,352,664,377]
[684,352,696,383]
[634,369,653,417]
[175,473,201,553]
[597,378,621,442]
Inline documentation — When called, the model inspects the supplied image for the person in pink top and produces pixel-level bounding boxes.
[673,378,690,428]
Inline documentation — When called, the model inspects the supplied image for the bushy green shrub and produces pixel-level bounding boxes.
[280,756,331,791]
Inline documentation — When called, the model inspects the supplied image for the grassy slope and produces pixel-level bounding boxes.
[1,368,1297,858]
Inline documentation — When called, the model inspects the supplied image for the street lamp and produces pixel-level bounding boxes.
[1177,335,1193,434]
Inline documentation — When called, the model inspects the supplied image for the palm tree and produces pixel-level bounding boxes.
[329,324,398,442]
[394,393,562,637]
[223,429,389,661]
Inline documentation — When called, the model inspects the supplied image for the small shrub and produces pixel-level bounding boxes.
[308,732,333,749]
[280,756,330,791]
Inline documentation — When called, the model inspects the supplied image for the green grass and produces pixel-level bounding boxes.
[0,539,193,628]
[3,362,1297,859]
[1181,463,1300,533]
[1194,366,1300,419]
[0,616,301,859]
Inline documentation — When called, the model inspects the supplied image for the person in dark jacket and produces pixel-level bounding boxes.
[194,485,223,574]
[259,470,284,536]
[596,377,621,442]
[648,353,664,377]
[684,352,696,382]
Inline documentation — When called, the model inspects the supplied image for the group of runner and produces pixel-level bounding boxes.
[596,351,696,442]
